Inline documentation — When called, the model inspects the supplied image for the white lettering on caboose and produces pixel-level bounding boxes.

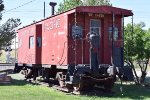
[44,19,60,31]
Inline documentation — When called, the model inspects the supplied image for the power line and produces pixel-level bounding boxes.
[2,0,38,14]
[5,11,41,13]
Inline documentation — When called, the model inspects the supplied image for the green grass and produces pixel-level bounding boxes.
[0,74,150,100]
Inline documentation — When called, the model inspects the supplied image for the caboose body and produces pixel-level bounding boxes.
[15,6,133,91]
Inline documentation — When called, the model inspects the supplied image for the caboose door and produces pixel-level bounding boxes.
[90,19,101,63]
[35,24,42,64]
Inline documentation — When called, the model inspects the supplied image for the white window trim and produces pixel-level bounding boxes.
[90,19,101,36]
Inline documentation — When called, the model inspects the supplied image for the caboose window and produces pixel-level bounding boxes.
[29,36,34,48]
[108,27,118,41]
[90,19,101,36]
[37,37,41,47]
[71,25,83,39]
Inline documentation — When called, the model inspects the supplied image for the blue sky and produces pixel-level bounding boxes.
[1,0,150,29]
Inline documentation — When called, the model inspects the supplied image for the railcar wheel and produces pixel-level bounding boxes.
[25,69,33,79]
[56,72,65,87]
[73,77,94,91]
[59,79,65,87]
[73,81,84,91]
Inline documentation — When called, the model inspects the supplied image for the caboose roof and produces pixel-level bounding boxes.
[74,6,133,17]
[18,6,133,30]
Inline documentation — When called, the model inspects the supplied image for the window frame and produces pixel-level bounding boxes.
[108,26,119,41]
[29,36,34,49]
[90,19,101,36]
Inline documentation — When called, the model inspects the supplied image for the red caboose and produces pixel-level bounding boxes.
[15,5,133,91]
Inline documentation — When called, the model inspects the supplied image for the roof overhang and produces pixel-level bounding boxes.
[69,6,133,17]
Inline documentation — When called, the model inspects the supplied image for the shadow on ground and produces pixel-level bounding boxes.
[145,77,150,83]
[112,83,150,100]
[79,83,150,100]
[0,79,39,86]
[0,73,39,86]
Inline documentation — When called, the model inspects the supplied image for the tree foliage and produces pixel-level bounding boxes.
[125,22,150,61]
[82,0,111,6]
[57,0,111,13]
[144,29,150,60]
[0,18,21,49]
[0,0,21,50]
[124,22,150,84]
[0,0,4,19]
[58,0,82,13]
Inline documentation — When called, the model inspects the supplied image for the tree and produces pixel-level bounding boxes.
[57,0,111,13]
[0,0,4,19]
[138,28,150,84]
[0,18,21,49]
[58,0,83,13]
[124,22,150,84]
[82,0,111,6]
[0,0,21,50]
[124,23,139,83]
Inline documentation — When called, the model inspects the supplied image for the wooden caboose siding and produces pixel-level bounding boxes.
[67,13,86,64]
[41,13,68,65]
[103,14,122,64]
[18,25,36,64]
[67,12,103,64]
[67,12,123,65]
[83,13,104,64]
